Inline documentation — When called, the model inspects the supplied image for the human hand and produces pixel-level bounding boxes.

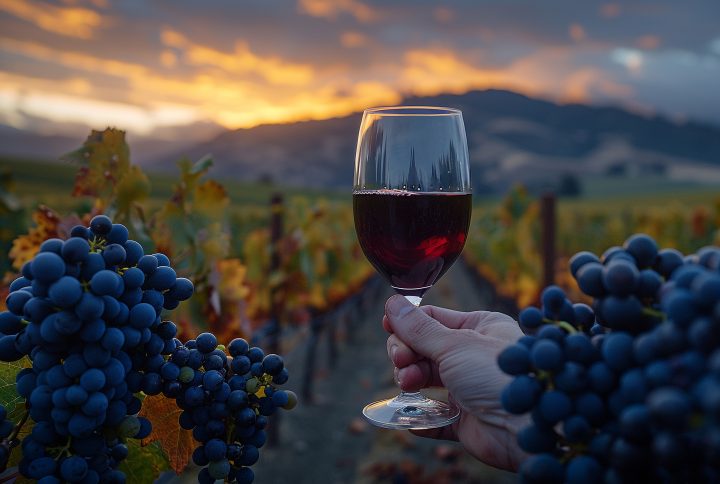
[383,294,527,471]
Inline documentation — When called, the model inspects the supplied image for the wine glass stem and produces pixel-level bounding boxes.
[403,295,422,306]
[397,295,422,401]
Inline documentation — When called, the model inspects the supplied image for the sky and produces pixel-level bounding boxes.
[1,0,719,138]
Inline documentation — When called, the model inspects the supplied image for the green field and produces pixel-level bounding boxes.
[0,156,346,213]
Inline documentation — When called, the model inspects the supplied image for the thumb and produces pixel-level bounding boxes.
[385,295,456,361]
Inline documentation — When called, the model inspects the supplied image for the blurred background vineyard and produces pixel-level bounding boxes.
[2,0,720,482]
[2,139,719,336]
[0,131,376,346]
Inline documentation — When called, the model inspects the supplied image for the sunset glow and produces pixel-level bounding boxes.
[0,0,719,137]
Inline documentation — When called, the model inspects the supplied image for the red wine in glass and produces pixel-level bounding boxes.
[353,105,471,430]
[353,190,471,298]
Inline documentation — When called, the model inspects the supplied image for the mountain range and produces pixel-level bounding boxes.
[3,89,720,192]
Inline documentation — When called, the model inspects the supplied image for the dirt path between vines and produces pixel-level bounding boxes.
[160,262,517,484]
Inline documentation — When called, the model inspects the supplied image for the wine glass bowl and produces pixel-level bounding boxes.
[353,106,472,429]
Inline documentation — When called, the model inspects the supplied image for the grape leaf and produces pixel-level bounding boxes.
[193,179,228,217]
[189,154,213,175]
[118,439,170,484]
[151,156,229,271]
[64,128,130,200]
[6,403,33,471]
[8,206,61,270]
[0,357,30,412]
[139,394,194,474]
[115,165,151,218]
[217,258,250,301]
[1,358,33,472]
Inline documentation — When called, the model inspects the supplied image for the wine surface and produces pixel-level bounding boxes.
[353,190,471,294]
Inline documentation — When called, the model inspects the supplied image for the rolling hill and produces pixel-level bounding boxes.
[4,89,720,193]
[149,90,720,192]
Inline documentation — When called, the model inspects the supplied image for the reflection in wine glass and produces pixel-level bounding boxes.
[353,106,472,429]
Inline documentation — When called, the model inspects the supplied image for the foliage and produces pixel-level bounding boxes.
[464,186,720,307]
[118,440,171,483]
[0,168,26,274]
[139,395,195,474]
[464,185,542,308]
[0,128,371,481]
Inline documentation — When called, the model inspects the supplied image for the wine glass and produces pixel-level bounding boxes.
[353,106,472,429]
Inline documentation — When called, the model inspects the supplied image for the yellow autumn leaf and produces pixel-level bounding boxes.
[193,179,229,217]
[68,128,130,199]
[9,206,61,270]
[217,258,250,300]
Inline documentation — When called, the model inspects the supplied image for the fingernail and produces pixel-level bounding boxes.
[390,345,398,361]
[396,367,406,386]
[387,295,414,318]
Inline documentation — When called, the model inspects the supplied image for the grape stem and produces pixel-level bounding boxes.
[0,471,19,483]
[89,236,106,253]
[54,438,73,460]
[642,307,665,319]
[535,370,554,390]
[6,409,29,446]
[555,321,577,334]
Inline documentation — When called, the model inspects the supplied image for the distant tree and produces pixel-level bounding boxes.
[557,173,582,197]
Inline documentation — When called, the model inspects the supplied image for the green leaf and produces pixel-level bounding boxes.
[190,154,213,175]
[6,404,33,470]
[118,439,171,484]
[115,165,151,219]
[0,357,30,413]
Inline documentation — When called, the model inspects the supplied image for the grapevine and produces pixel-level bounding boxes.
[0,214,295,482]
[160,333,296,483]
[498,233,720,483]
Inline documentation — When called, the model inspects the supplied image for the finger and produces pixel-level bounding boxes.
[396,358,445,391]
[417,305,477,329]
[385,295,458,361]
[420,306,517,333]
[382,315,392,333]
[396,359,442,391]
[386,334,421,368]
[420,305,522,342]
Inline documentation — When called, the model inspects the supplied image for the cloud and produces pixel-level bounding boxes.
[569,24,586,42]
[0,37,147,79]
[297,0,377,22]
[0,35,395,130]
[0,0,103,39]
[560,68,634,103]
[0,71,197,134]
[160,29,314,86]
[400,49,508,96]
[433,7,455,24]
[636,35,661,50]
[340,31,367,48]
[612,48,644,74]
[600,3,621,18]
[1,0,720,136]
[712,37,720,56]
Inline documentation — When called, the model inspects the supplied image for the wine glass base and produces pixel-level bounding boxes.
[362,392,460,430]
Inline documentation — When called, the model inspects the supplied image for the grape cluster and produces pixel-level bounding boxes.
[161,333,296,484]
[0,215,192,482]
[501,234,720,483]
